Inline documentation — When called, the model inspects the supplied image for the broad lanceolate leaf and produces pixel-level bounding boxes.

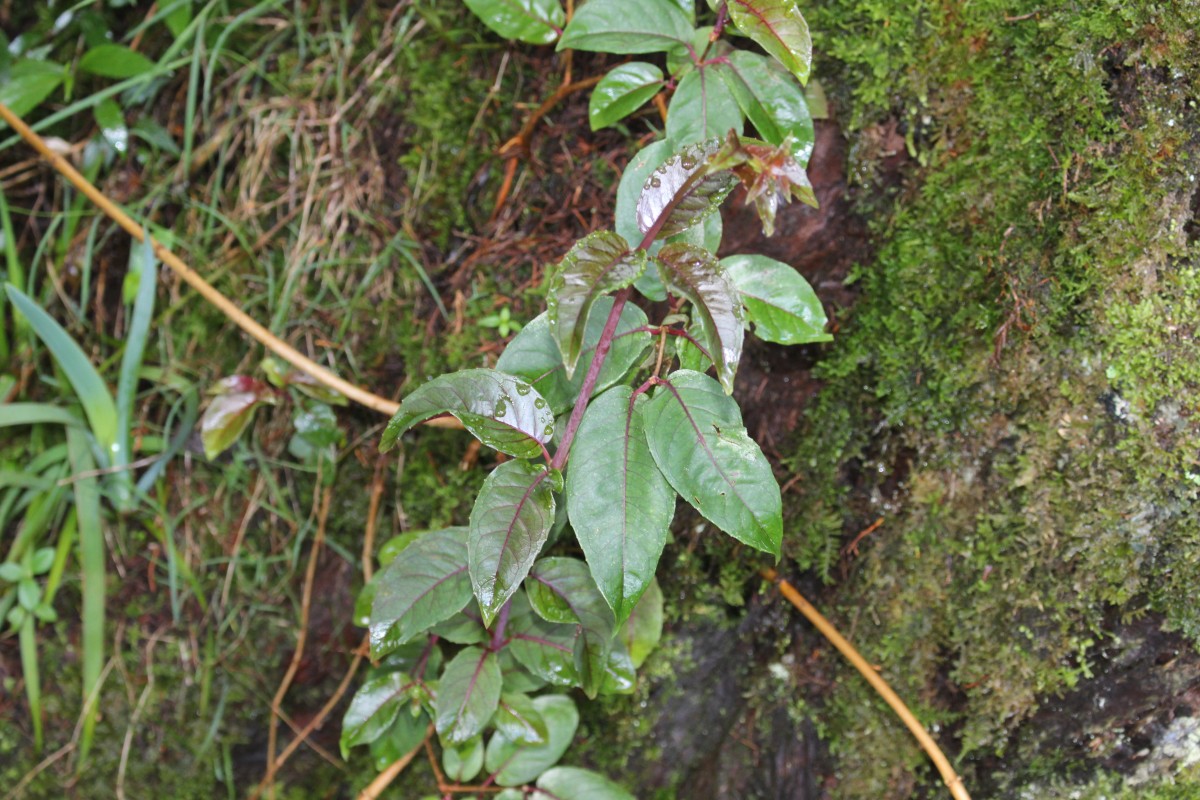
[484,694,579,786]
[642,370,782,556]
[464,0,565,45]
[721,254,831,345]
[567,386,674,625]
[497,298,650,415]
[727,0,813,84]
[507,606,581,687]
[381,368,554,458]
[598,637,637,695]
[526,557,615,698]
[77,44,157,79]
[535,766,637,800]
[589,62,664,130]
[654,244,744,393]
[720,50,815,165]
[434,646,502,745]
[340,671,410,757]
[0,60,65,117]
[494,691,549,744]
[469,461,556,626]
[547,232,647,376]
[369,707,430,771]
[666,65,744,148]
[200,383,278,459]
[442,735,485,782]
[370,527,472,656]
[558,0,693,54]
[636,139,738,241]
[619,577,664,668]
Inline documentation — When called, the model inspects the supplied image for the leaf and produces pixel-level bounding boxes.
[616,140,672,254]
[442,735,484,782]
[589,62,664,130]
[6,285,117,454]
[200,390,276,459]
[643,370,782,556]
[77,44,157,79]
[434,646,502,745]
[0,60,65,118]
[370,528,473,655]
[721,254,831,344]
[566,386,674,625]
[464,0,565,45]
[547,231,647,376]
[484,694,579,787]
[719,50,815,165]
[619,577,664,668]
[635,139,737,241]
[507,609,581,687]
[469,461,556,626]
[93,98,128,155]
[497,298,650,415]
[654,243,744,392]
[558,0,693,54]
[494,691,549,744]
[526,557,615,698]
[429,608,489,644]
[598,637,636,695]
[339,672,409,757]
[369,709,431,771]
[666,65,744,148]
[535,766,637,800]
[727,0,813,84]
[381,368,555,458]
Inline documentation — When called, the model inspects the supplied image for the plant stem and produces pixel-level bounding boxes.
[490,598,513,648]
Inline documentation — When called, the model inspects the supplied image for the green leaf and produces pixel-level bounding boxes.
[666,65,744,147]
[469,461,556,626]
[484,694,579,786]
[535,767,636,800]
[497,298,650,415]
[464,0,565,44]
[598,637,636,695]
[381,369,554,458]
[6,285,118,454]
[619,577,664,668]
[494,691,549,744]
[370,528,472,655]
[589,62,664,130]
[442,735,484,782]
[655,243,744,392]
[429,609,489,644]
[547,232,647,376]
[727,0,813,84]
[635,139,737,241]
[77,44,157,79]
[616,140,671,255]
[369,709,431,771]
[434,646,502,745]
[566,386,674,625]
[643,370,782,556]
[507,609,581,687]
[29,548,55,576]
[719,50,814,164]
[17,578,40,610]
[93,98,128,155]
[340,671,409,757]
[558,0,693,53]
[527,558,615,698]
[0,563,24,582]
[721,254,830,344]
[0,60,65,118]
[200,387,276,459]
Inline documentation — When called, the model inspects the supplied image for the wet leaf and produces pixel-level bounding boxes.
[566,386,674,625]
[340,672,410,756]
[722,254,831,344]
[469,461,556,626]
[369,528,472,656]
[535,766,636,800]
[635,139,737,241]
[368,708,429,771]
[598,637,636,695]
[442,735,484,782]
[0,60,65,117]
[559,0,692,53]
[527,557,615,698]
[589,62,664,130]
[727,0,812,84]
[200,383,277,459]
[93,99,128,155]
[497,298,650,415]
[494,691,549,744]
[381,368,554,458]
[643,370,782,556]
[619,577,664,668]
[666,64,744,147]
[719,50,814,165]
[547,232,647,376]
[434,646,502,745]
[507,606,581,687]
[464,0,565,45]
[654,243,744,392]
[484,694,579,786]
[77,44,156,78]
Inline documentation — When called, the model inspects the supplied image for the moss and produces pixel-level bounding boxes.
[784,0,1200,794]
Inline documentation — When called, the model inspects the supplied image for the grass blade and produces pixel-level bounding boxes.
[19,614,43,753]
[0,403,84,429]
[6,285,118,461]
[0,184,23,359]
[113,231,158,510]
[67,429,104,763]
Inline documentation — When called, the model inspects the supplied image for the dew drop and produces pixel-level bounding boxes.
[649,176,662,188]
[680,156,696,169]
[516,383,532,395]
[534,398,546,409]
[543,424,554,436]
[495,401,508,417]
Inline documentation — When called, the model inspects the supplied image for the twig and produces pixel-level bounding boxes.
[3,742,75,800]
[760,567,972,800]
[355,725,432,800]
[363,455,388,583]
